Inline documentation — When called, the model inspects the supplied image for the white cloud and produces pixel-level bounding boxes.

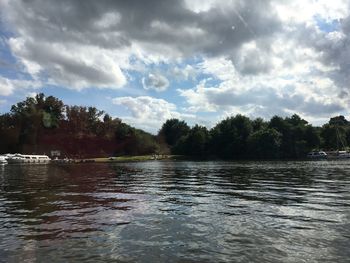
[0,0,282,90]
[26,92,38,98]
[142,73,169,92]
[184,0,217,13]
[0,77,14,96]
[275,0,348,24]
[8,37,127,90]
[0,76,41,96]
[112,96,177,120]
[179,56,346,120]
[171,65,197,81]
[200,57,238,81]
[112,96,194,133]
[1,0,350,129]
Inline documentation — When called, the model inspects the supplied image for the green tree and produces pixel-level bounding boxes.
[7,93,64,152]
[158,119,190,147]
[64,105,103,136]
[304,125,321,149]
[268,114,314,158]
[252,117,267,132]
[42,95,64,128]
[115,122,133,140]
[329,115,348,126]
[11,93,64,129]
[247,128,282,159]
[210,115,253,159]
[321,124,347,150]
[173,125,210,157]
[0,113,20,153]
[123,130,158,155]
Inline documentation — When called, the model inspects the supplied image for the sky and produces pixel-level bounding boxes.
[0,0,350,133]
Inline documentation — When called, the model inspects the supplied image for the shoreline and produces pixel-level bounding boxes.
[51,155,185,164]
[51,155,350,164]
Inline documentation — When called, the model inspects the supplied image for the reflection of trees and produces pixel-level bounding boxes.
[0,164,133,240]
[205,162,316,205]
[1,161,349,262]
[0,165,5,189]
[1,164,55,221]
[147,161,317,206]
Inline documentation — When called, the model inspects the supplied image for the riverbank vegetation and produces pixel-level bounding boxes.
[159,115,350,160]
[0,93,349,159]
[0,93,158,157]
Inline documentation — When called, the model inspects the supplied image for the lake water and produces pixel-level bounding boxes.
[0,161,349,262]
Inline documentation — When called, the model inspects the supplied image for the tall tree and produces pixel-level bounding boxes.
[173,125,210,157]
[158,119,190,147]
[10,93,64,148]
[210,115,253,159]
[247,128,282,159]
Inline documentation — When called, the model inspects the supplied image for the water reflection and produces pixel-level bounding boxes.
[0,161,350,262]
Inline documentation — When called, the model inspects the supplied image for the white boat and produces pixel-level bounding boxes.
[0,156,7,164]
[327,150,350,160]
[307,151,327,159]
[7,154,51,164]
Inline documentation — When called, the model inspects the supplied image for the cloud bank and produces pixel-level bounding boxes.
[0,0,350,131]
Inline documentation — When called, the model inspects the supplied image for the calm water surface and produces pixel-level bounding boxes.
[0,161,349,262]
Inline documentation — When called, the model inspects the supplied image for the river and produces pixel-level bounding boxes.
[0,161,349,262]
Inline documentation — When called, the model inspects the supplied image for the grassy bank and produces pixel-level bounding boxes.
[84,155,184,163]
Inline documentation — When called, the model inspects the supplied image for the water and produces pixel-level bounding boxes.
[0,161,349,262]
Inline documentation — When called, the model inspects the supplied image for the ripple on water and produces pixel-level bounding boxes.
[0,161,350,262]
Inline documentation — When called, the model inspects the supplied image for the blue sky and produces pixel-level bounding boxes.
[0,0,350,133]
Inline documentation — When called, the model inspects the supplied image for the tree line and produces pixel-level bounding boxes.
[0,93,158,157]
[158,115,350,159]
[0,93,349,159]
